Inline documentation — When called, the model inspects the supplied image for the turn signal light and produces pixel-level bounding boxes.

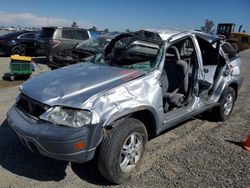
[73,141,86,150]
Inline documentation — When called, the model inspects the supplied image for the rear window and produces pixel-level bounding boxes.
[62,29,89,40]
[74,30,89,40]
[38,28,55,39]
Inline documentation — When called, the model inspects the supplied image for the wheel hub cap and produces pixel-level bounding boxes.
[120,134,143,173]
[223,94,233,116]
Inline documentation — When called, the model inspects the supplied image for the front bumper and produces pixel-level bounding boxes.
[7,106,103,163]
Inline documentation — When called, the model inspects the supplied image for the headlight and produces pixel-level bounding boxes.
[39,106,92,128]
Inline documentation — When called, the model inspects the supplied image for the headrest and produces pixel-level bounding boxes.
[166,46,180,61]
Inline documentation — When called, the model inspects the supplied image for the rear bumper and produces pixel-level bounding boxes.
[7,106,103,163]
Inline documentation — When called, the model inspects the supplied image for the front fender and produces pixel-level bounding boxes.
[103,105,160,128]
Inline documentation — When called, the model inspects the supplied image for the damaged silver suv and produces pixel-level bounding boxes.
[7,29,243,184]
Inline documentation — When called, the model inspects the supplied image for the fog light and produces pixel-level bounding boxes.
[73,141,86,150]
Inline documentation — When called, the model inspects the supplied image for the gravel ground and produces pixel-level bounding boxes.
[0,51,249,188]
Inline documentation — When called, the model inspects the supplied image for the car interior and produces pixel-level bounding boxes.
[161,37,197,112]
[103,34,163,71]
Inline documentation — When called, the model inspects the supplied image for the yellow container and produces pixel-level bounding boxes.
[10,55,32,62]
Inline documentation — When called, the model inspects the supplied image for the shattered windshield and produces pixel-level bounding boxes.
[89,34,164,72]
[76,36,113,52]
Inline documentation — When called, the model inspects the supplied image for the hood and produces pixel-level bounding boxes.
[20,63,145,108]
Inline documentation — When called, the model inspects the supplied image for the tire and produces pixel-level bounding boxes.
[23,74,31,80]
[10,75,15,81]
[212,87,236,121]
[98,118,148,184]
[11,45,26,55]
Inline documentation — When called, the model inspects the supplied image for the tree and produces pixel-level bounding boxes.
[126,29,130,32]
[103,28,109,33]
[201,19,215,34]
[71,21,78,28]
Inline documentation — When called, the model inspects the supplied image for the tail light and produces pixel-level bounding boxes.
[0,40,5,44]
[49,39,60,48]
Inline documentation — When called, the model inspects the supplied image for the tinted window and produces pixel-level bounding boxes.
[19,33,36,39]
[62,29,74,39]
[74,30,89,40]
[39,28,55,38]
[62,29,89,40]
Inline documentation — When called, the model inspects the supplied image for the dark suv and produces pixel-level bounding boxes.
[36,27,98,60]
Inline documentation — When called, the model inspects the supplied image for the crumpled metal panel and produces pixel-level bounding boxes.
[81,70,163,125]
[20,63,145,109]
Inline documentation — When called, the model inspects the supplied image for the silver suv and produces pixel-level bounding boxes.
[7,30,243,184]
[36,27,98,60]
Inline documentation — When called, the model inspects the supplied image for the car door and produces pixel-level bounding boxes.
[17,33,37,55]
[18,33,37,47]
[194,35,221,93]
[194,35,234,104]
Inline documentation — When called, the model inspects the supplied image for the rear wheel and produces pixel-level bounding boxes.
[11,45,26,55]
[98,118,148,184]
[212,87,235,121]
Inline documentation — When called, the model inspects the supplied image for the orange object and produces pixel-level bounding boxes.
[73,141,86,150]
[243,135,250,151]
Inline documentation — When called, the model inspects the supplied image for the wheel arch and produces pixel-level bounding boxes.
[11,43,27,55]
[103,106,159,138]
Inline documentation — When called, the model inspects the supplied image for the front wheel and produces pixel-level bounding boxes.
[212,87,236,121]
[98,118,148,184]
[11,45,26,55]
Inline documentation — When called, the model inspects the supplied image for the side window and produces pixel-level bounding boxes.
[62,29,74,39]
[19,33,36,39]
[74,30,89,40]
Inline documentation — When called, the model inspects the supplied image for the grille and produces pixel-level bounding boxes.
[16,94,49,118]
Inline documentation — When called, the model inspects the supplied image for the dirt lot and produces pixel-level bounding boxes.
[0,51,249,187]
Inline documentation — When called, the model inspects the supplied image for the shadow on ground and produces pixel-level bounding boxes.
[71,159,111,186]
[0,119,111,185]
[0,119,67,181]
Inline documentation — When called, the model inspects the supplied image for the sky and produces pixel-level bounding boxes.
[0,0,249,33]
